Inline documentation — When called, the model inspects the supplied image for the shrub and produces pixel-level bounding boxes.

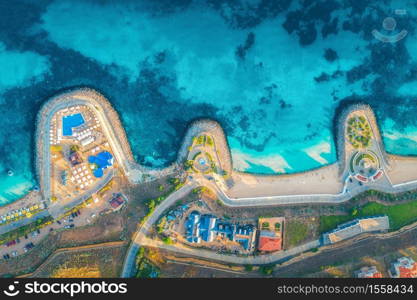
[244,265,253,271]
[259,265,274,275]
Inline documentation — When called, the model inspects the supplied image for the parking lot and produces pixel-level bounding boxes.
[0,192,125,261]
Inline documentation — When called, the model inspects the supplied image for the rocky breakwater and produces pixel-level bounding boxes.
[335,103,388,177]
[35,88,136,200]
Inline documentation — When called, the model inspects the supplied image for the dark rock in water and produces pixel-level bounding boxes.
[235,32,256,60]
[298,22,317,46]
[324,48,338,62]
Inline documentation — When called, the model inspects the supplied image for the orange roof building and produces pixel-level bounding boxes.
[257,217,284,253]
[390,257,417,278]
[356,266,383,278]
[258,234,282,252]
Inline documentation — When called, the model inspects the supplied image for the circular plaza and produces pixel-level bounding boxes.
[350,151,383,182]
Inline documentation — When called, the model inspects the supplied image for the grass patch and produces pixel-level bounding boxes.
[135,248,159,278]
[319,215,354,233]
[259,265,275,275]
[285,221,309,247]
[320,200,417,233]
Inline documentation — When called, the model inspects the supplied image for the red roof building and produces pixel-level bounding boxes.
[257,217,284,253]
[390,257,417,278]
[109,194,126,210]
[258,234,282,252]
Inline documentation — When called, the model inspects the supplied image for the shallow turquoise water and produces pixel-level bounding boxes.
[1,0,417,205]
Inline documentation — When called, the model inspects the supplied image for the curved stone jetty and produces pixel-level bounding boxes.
[36,88,135,200]
[30,88,417,208]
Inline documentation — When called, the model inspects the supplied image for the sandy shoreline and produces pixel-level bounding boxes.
[4,90,417,213]
[229,164,342,197]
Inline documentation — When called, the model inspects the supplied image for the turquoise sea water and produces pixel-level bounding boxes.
[1,0,417,205]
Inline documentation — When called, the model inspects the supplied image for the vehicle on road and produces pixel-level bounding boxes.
[24,242,35,252]
[6,240,16,247]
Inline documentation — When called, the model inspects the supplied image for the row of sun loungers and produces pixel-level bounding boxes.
[70,165,94,190]
[0,204,42,224]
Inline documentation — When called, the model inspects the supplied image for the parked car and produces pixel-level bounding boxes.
[24,242,35,252]
[69,224,74,228]
[6,240,16,247]
[3,254,10,260]
[11,251,18,257]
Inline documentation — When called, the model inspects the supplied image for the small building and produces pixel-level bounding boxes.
[322,216,389,245]
[234,224,256,252]
[109,193,127,210]
[80,136,95,147]
[185,211,202,243]
[356,266,383,278]
[257,217,284,252]
[390,257,417,278]
[184,212,256,252]
[199,214,217,242]
[69,151,83,166]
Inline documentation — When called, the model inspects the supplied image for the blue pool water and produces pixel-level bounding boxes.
[1,0,417,205]
[88,151,113,178]
[62,113,85,136]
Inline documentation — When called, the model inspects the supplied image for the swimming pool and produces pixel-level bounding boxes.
[88,151,114,178]
[62,113,85,136]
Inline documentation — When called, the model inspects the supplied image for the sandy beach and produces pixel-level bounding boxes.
[228,164,343,197]
[386,154,417,185]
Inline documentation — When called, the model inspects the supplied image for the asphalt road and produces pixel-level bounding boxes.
[121,180,320,277]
